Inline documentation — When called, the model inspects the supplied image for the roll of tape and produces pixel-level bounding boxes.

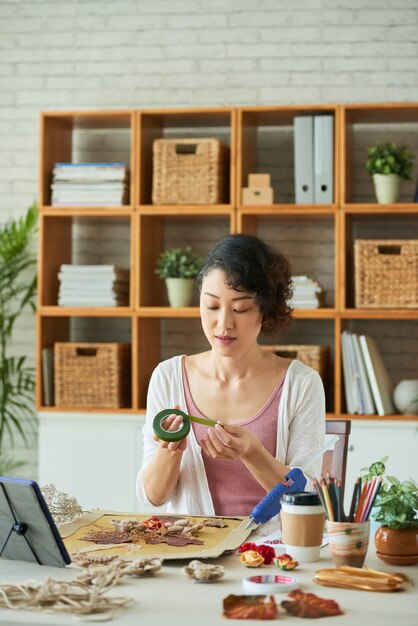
[243,574,299,594]
[153,408,218,443]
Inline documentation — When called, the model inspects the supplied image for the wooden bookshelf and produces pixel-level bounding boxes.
[36,104,418,420]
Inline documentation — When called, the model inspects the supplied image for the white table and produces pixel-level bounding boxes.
[0,543,416,625]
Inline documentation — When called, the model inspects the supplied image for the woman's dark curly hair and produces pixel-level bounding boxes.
[196,234,293,334]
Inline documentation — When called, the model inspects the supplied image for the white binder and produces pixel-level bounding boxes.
[314,115,334,204]
[294,116,314,204]
[359,334,395,416]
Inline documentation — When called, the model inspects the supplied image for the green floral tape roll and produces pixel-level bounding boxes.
[153,408,218,442]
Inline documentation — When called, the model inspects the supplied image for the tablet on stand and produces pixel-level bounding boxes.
[0,476,71,567]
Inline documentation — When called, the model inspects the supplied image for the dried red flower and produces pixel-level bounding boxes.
[238,542,275,564]
[238,542,257,553]
[281,589,344,618]
[143,516,167,531]
[255,544,275,565]
[274,553,299,570]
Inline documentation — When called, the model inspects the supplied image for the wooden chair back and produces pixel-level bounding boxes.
[322,420,351,494]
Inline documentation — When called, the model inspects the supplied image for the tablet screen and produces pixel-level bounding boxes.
[0,476,71,567]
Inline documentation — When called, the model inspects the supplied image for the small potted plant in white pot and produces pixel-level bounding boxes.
[365,142,414,204]
[155,246,204,307]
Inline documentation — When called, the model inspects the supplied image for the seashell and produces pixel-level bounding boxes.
[239,550,265,568]
[111,519,146,534]
[71,551,121,568]
[183,559,225,582]
[123,557,163,577]
[171,518,190,527]
[182,523,204,536]
[165,525,185,535]
[75,563,124,587]
[202,518,228,528]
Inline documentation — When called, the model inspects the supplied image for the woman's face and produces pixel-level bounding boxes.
[200,269,263,355]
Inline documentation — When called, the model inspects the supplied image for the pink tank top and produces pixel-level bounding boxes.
[182,358,285,516]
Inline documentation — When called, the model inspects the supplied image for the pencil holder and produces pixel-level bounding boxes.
[326,521,370,568]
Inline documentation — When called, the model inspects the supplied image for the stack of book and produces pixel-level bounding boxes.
[51,162,129,206]
[341,330,395,416]
[289,275,325,309]
[58,264,130,307]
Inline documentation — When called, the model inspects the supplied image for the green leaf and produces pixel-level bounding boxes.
[387,475,400,486]
[365,142,414,179]
[155,246,204,279]
[0,203,38,457]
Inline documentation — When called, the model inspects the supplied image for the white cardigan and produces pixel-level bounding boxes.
[136,356,326,515]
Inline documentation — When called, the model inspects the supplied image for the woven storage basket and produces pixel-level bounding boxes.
[54,342,131,408]
[355,240,418,308]
[261,344,330,384]
[152,137,228,204]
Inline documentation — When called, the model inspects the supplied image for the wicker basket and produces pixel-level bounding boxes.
[152,137,228,205]
[54,342,131,408]
[261,344,330,384]
[355,240,418,308]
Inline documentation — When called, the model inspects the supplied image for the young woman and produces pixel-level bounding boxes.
[136,234,325,516]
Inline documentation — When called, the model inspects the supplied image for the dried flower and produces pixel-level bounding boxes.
[238,542,275,564]
[255,545,275,565]
[40,483,84,527]
[274,554,299,571]
[143,517,167,531]
[239,550,265,568]
[238,542,257,553]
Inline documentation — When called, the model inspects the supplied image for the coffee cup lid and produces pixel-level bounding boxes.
[281,491,321,505]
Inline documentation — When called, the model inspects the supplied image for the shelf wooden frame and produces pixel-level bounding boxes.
[36,104,418,420]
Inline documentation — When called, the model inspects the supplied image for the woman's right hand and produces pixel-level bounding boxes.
[152,406,188,452]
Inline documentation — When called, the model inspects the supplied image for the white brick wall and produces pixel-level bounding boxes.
[1,0,418,475]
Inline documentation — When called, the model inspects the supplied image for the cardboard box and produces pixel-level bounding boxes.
[241,187,274,205]
[248,173,271,188]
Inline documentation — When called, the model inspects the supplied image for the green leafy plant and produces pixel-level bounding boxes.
[361,456,418,530]
[0,203,38,475]
[155,246,204,279]
[365,142,414,179]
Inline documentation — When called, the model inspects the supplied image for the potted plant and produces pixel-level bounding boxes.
[0,203,38,475]
[155,246,204,307]
[361,456,418,566]
[365,142,414,204]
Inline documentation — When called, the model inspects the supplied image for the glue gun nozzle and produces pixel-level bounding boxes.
[244,518,257,531]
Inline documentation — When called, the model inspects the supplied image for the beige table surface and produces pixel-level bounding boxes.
[0,542,416,625]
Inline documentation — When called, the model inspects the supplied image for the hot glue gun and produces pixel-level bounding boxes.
[244,435,340,530]
[244,468,306,529]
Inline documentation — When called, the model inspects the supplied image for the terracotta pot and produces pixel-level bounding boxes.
[375,526,418,566]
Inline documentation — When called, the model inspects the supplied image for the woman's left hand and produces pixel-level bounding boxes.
[199,422,259,461]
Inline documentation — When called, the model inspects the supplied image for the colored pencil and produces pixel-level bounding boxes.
[348,477,360,522]
[326,473,338,520]
[336,480,346,522]
[354,481,368,523]
[321,479,335,521]
[313,478,327,512]
[360,477,376,522]
[362,477,383,522]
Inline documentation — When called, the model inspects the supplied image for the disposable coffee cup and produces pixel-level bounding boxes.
[280,492,326,563]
